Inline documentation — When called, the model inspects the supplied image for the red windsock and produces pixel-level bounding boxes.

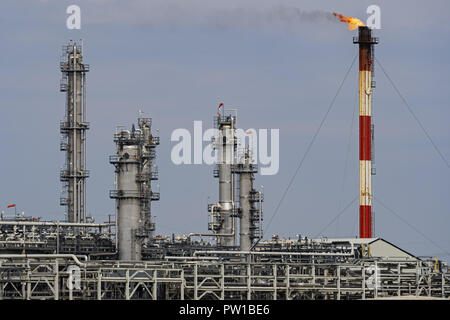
[217,103,224,117]
[7,204,16,208]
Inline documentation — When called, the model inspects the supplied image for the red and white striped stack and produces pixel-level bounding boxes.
[356,26,377,238]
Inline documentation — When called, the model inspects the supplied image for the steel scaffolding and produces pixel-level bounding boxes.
[59,41,90,223]
[1,254,448,300]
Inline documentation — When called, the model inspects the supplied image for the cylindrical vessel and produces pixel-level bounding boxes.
[110,118,159,261]
[116,144,141,260]
[218,124,235,246]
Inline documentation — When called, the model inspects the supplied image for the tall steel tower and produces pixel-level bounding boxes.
[110,116,160,260]
[234,148,263,251]
[208,105,238,247]
[354,27,378,238]
[59,41,90,223]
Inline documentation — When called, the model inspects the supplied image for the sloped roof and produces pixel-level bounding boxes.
[314,237,418,259]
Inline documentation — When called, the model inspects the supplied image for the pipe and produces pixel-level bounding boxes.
[188,232,235,240]
[209,204,218,232]
[188,233,216,238]
[0,221,112,227]
[83,55,87,224]
[193,203,236,242]
[88,251,118,258]
[0,254,88,267]
[193,245,355,257]
[164,256,219,260]
[73,47,78,223]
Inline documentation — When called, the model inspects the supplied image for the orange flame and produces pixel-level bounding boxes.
[333,12,365,30]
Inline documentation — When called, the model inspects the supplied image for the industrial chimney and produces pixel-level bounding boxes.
[353,27,378,238]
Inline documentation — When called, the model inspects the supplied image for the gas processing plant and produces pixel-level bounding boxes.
[0,15,449,300]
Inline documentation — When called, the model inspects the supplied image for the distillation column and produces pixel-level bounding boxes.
[354,27,378,238]
[110,117,160,260]
[60,41,90,223]
[208,106,237,247]
[235,148,263,251]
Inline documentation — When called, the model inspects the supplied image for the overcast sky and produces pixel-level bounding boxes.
[0,0,449,261]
